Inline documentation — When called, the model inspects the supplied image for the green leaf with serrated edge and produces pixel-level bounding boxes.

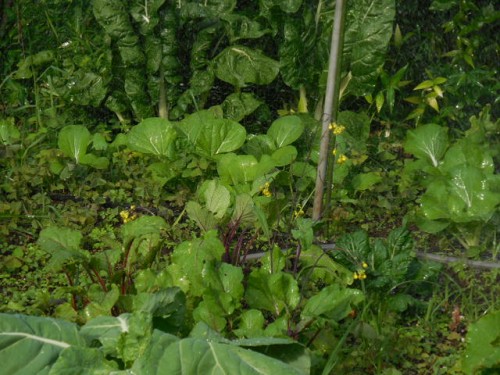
[37,227,89,271]
[170,231,225,297]
[301,284,364,321]
[245,269,300,316]
[127,117,177,157]
[404,123,449,167]
[0,313,84,375]
[58,125,91,163]
[462,310,500,374]
[214,45,280,88]
[267,116,304,148]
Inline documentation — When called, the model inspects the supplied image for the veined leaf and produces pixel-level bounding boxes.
[267,116,304,148]
[404,123,449,167]
[37,227,89,270]
[199,179,231,219]
[0,313,84,375]
[127,117,177,157]
[214,45,280,88]
[58,125,91,163]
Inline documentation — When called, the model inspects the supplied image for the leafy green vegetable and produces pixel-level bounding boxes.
[127,117,177,158]
[404,123,449,167]
[267,116,305,148]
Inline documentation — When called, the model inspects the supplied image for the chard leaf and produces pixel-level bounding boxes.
[127,117,177,157]
[0,313,84,375]
[404,123,449,167]
[214,46,280,88]
[58,125,91,163]
[343,0,396,96]
[186,201,218,232]
[267,116,304,148]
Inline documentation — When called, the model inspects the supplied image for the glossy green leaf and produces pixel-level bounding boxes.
[0,313,84,375]
[271,145,297,166]
[404,123,449,167]
[79,153,110,169]
[58,125,91,163]
[343,0,396,96]
[234,310,266,338]
[214,46,280,88]
[179,110,246,157]
[267,116,304,148]
[217,153,275,184]
[37,227,89,270]
[245,269,300,316]
[127,117,177,157]
[243,134,276,159]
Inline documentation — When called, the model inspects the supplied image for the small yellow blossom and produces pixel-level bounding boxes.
[120,205,138,223]
[261,182,272,197]
[329,122,346,135]
[362,262,368,269]
[293,205,305,218]
[353,271,367,280]
[336,154,348,165]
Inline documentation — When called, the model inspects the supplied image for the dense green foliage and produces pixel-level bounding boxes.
[1,0,499,374]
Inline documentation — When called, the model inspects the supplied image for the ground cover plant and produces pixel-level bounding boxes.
[1,0,499,374]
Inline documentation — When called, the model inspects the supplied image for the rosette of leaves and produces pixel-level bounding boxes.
[403,110,499,250]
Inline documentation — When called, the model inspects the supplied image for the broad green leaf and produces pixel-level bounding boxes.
[300,245,354,285]
[47,346,118,374]
[121,216,167,245]
[404,123,449,167]
[441,139,495,175]
[420,180,450,220]
[267,116,304,148]
[186,201,218,232]
[170,231,226,297]
[271,145,297,166]
[58,125,91,163]
[79,153,109,169]
[343,0,396,96]
[352,172,383,191]
[37,227,89,270]
[447,165,500,222]
[127,117,177,157]
[301,284,364,321]
[231,193,256,227]
[234,310,266,338]
[245,269,300,316]
[260,246,287,274]
[243,134,276,159]
[179,110,246,157]
[462,310,500,374]
[133,336,305,374]
[217,153,275,184]
[214,46,280,88]
[0,313,84,375]
[80,314,131,357]
[84,284,120,319]
[221,92,262,121]
[200,179,231,219]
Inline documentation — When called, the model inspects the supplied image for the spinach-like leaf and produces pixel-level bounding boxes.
[404,123,449,167]
[214,46,280,88]
[127,117,177,157]
[58,125,91,164]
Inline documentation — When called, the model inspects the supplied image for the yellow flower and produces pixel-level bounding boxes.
[336,154,348,165]
[329,122,346,135]
[362,262,368,269]
[293,205,305,218]
[120,206,138,223]
[261,182,272,197]
[353,270,367,280]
